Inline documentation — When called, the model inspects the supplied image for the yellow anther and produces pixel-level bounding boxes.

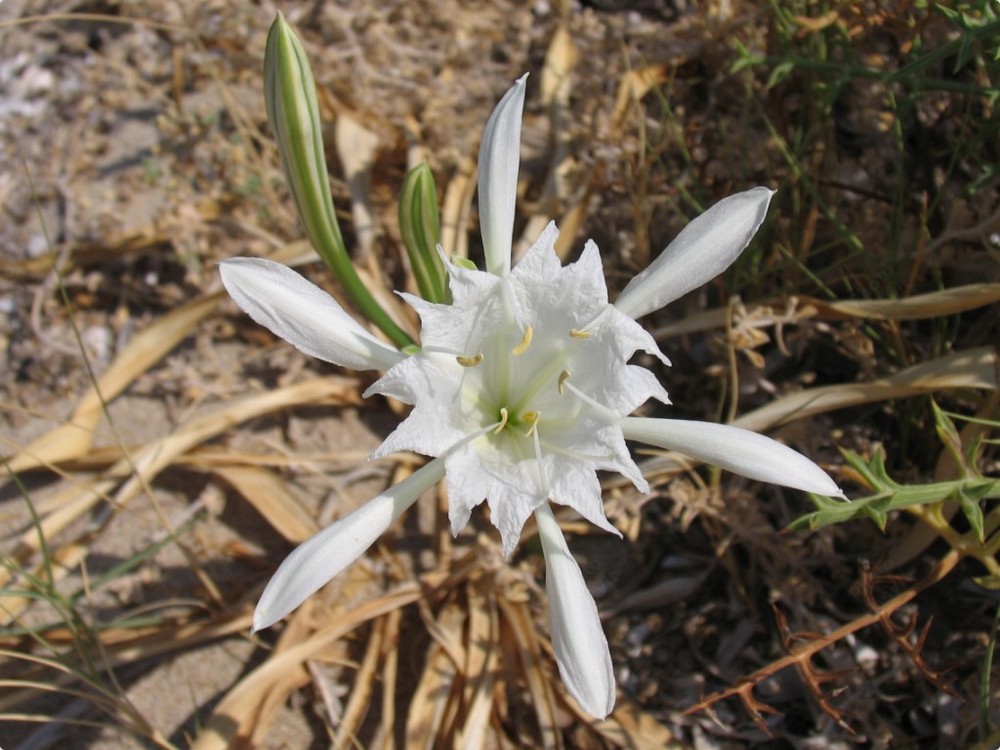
[512,325,534,355]
[457,353,484,367]
[493,407,509,434]
[523,411,539,437]
[569,328,591,339]
[557,370,570,394]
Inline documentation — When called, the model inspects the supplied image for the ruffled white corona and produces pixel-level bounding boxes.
[221,73,843,721]
[367,221,669,558]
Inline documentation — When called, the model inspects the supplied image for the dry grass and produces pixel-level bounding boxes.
[1,0,998,747]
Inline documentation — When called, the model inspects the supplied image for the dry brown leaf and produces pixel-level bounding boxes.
[335,110,380,263]
[805,283,1000,321]
[540,24,576,110]
[514,24,584,265]
[736,345,998,430]
[611,65,670,135]
[4,291,224,475]
[333,614,386,748]
[794,9,842,33]
[104,608,254,670]
[0,378,360,624]
[213,464,319,544]
[497,596,563,750]
[406,630,460,748]
[379,607,404,749]
[191,584,423,750]
[440,156,476,261]
[0,198,222,280]
[635,346,999,480]
[456,577,498,748]
[600,699,684,749]
[418,595,467,669]
[4,237,322,478]
[653,284,1000,342]
[250,606,318,747]
[552,183,597,262]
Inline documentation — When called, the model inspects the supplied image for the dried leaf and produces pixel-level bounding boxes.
[335,110,380,262]
[213,465,319,544]
[5,292,224,475]
[635,346,999,480]
[805,283,1000,321]
[191,585,422,750]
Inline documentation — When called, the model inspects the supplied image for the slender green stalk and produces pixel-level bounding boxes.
[264,13,414,348]
[981,601,1000,741]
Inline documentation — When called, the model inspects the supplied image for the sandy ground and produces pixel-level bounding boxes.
[2,0,999,748]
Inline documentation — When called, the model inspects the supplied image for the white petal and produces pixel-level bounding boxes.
[621,417,843,497]
[549,459,623,539]
[613,187,775,320]
[535,503,616,719]
[252,457,446,631]
[220,257,404,371]
[479,74,528,278]
[366,353,470,457]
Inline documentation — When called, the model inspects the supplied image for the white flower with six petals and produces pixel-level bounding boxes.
[220,74,842,719]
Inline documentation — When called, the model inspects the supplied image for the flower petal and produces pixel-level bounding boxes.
[536,503,616,719]
[613,187,775,320]
[479,74,527,278]
[220,257,404,371]
[252,457,446,631]
[621,417,843,497]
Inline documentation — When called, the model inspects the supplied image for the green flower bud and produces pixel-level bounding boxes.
[399,161,449,303]
[263,13,413,348]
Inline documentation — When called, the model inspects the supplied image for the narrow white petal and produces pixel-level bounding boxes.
[614,187,775,320]
[479,74,528,278]
[252,457,446,631]
[621,417,843,497]
[535,503,616,719]
[220,257,404,371]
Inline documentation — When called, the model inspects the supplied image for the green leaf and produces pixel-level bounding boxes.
[788,490,893,532]
[789,446,1000,533]
[766,60,796,89]
[932,399,971,475]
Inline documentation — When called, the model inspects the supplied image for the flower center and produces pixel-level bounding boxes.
[459,319,594,451]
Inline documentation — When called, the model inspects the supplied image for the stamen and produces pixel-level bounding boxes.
[522,411,539,437]
[561,379,620,422]
[493,407,509,434]
[557,370,570,394]
[512,325,534,355]
[442,419,510,459]
[457,353,484,367]
[529,416,549,495]
[574,306,611,336]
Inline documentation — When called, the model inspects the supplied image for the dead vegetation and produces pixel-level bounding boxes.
[1,0,999,748]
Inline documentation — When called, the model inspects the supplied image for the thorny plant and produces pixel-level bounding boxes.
[687,401,1000,740]
[660,2,1000,740]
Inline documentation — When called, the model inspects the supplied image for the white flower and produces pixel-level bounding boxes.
[220,74,843,720]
